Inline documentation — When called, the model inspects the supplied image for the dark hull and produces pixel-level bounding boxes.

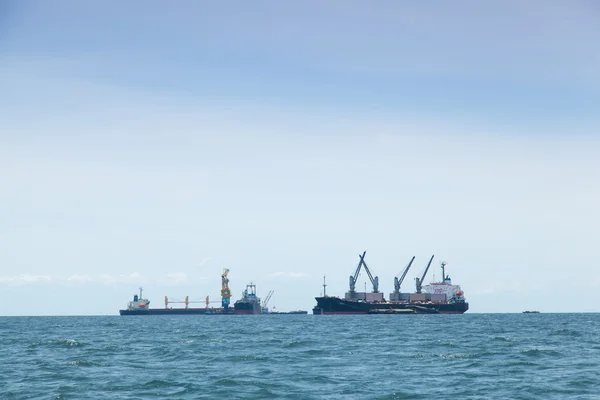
[233,301,261,315]
[313,296,469,315]
[119,308,231,315]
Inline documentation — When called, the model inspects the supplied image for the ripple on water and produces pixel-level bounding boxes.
[1,314,600,400]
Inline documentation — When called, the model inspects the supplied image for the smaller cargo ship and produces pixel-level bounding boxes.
[119,269,308,316]
[119,268,235,316]
[119,287,231,315]
[234,283,262,314]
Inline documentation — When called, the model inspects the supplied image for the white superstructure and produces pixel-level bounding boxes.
[126,287,151,311]
[423,275,465,303]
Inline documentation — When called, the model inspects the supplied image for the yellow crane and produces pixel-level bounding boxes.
[221,268,231,310]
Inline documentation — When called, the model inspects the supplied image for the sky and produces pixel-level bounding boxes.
[1,1,599,315]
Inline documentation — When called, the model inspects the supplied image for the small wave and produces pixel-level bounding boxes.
[506,361,540,367]
[67,360,106,367]
[520,348,562,357]
[284,340,309,348]
[410,353,476,359]
[438,341,457,347]
[549,329,583,338]
[213,378,242,387]
[223,355,269,362]
[139,379,174,389]
[375,392,426,400]
[36,339,87,348]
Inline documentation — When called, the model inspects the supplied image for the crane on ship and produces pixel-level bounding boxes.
[261,290,274,313]
[349,251,379,293]
[221,268,231,310]
[415,255,435,294]
[393,256,415,294]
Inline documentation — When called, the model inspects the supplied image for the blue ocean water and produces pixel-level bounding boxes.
[0,314,599,399]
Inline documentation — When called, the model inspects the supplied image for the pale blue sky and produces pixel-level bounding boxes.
[1,1,599,315]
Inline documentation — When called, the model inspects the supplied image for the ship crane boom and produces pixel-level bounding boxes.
[349,251,379,293]
[394,256,415,293]
[262,290,274,313]
[415,255,435,294]
[264,290,274,308]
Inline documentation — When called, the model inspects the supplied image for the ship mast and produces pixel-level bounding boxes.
[322,275,327,297]
[441,261,447,281]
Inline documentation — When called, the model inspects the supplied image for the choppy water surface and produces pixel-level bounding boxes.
[1,314,599,399]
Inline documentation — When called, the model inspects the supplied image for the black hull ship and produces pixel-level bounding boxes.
[233,283,262,314]
[312,252,469,315]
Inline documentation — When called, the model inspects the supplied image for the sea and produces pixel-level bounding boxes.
[0,313,598,399]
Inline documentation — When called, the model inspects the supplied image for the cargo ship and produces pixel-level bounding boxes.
[119,287,233,315]
[119,268,235,315]
[233,283,262,314]
[312,252,468,315]
[119,269,308,315]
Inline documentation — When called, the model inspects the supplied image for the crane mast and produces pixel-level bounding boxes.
[349,251,379,293]
[262,290,274,313]
[221,268,231,310]
[415,255,435,294]
[394,256,415,293]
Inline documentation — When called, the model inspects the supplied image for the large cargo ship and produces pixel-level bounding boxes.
[312,252,468,315]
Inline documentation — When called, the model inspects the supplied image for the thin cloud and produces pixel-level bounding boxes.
[0,274,53,284]
[198,257,212,268]
[270,271,309,278]
[97,272,145,285]
[67,274,92,282]
[163,272,188,285]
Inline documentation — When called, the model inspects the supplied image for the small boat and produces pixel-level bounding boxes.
[522,310,540,313]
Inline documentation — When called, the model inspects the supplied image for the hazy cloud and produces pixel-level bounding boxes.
[67,274,92,282]
[270,272,309,278]
[97,273,145,285]
[163,272,188,285]
[0,274,53,284]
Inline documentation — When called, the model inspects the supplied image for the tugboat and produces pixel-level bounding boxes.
[233,283,262,314]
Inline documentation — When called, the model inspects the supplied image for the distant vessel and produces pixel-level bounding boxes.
[313,252,469,315]
[119,271,307,316]
[233,283,262,314]
[522,311,540,313]
[119,287,230,315]
[120,269,234,315]
[259,290,308,314]
[265,310,309,315]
